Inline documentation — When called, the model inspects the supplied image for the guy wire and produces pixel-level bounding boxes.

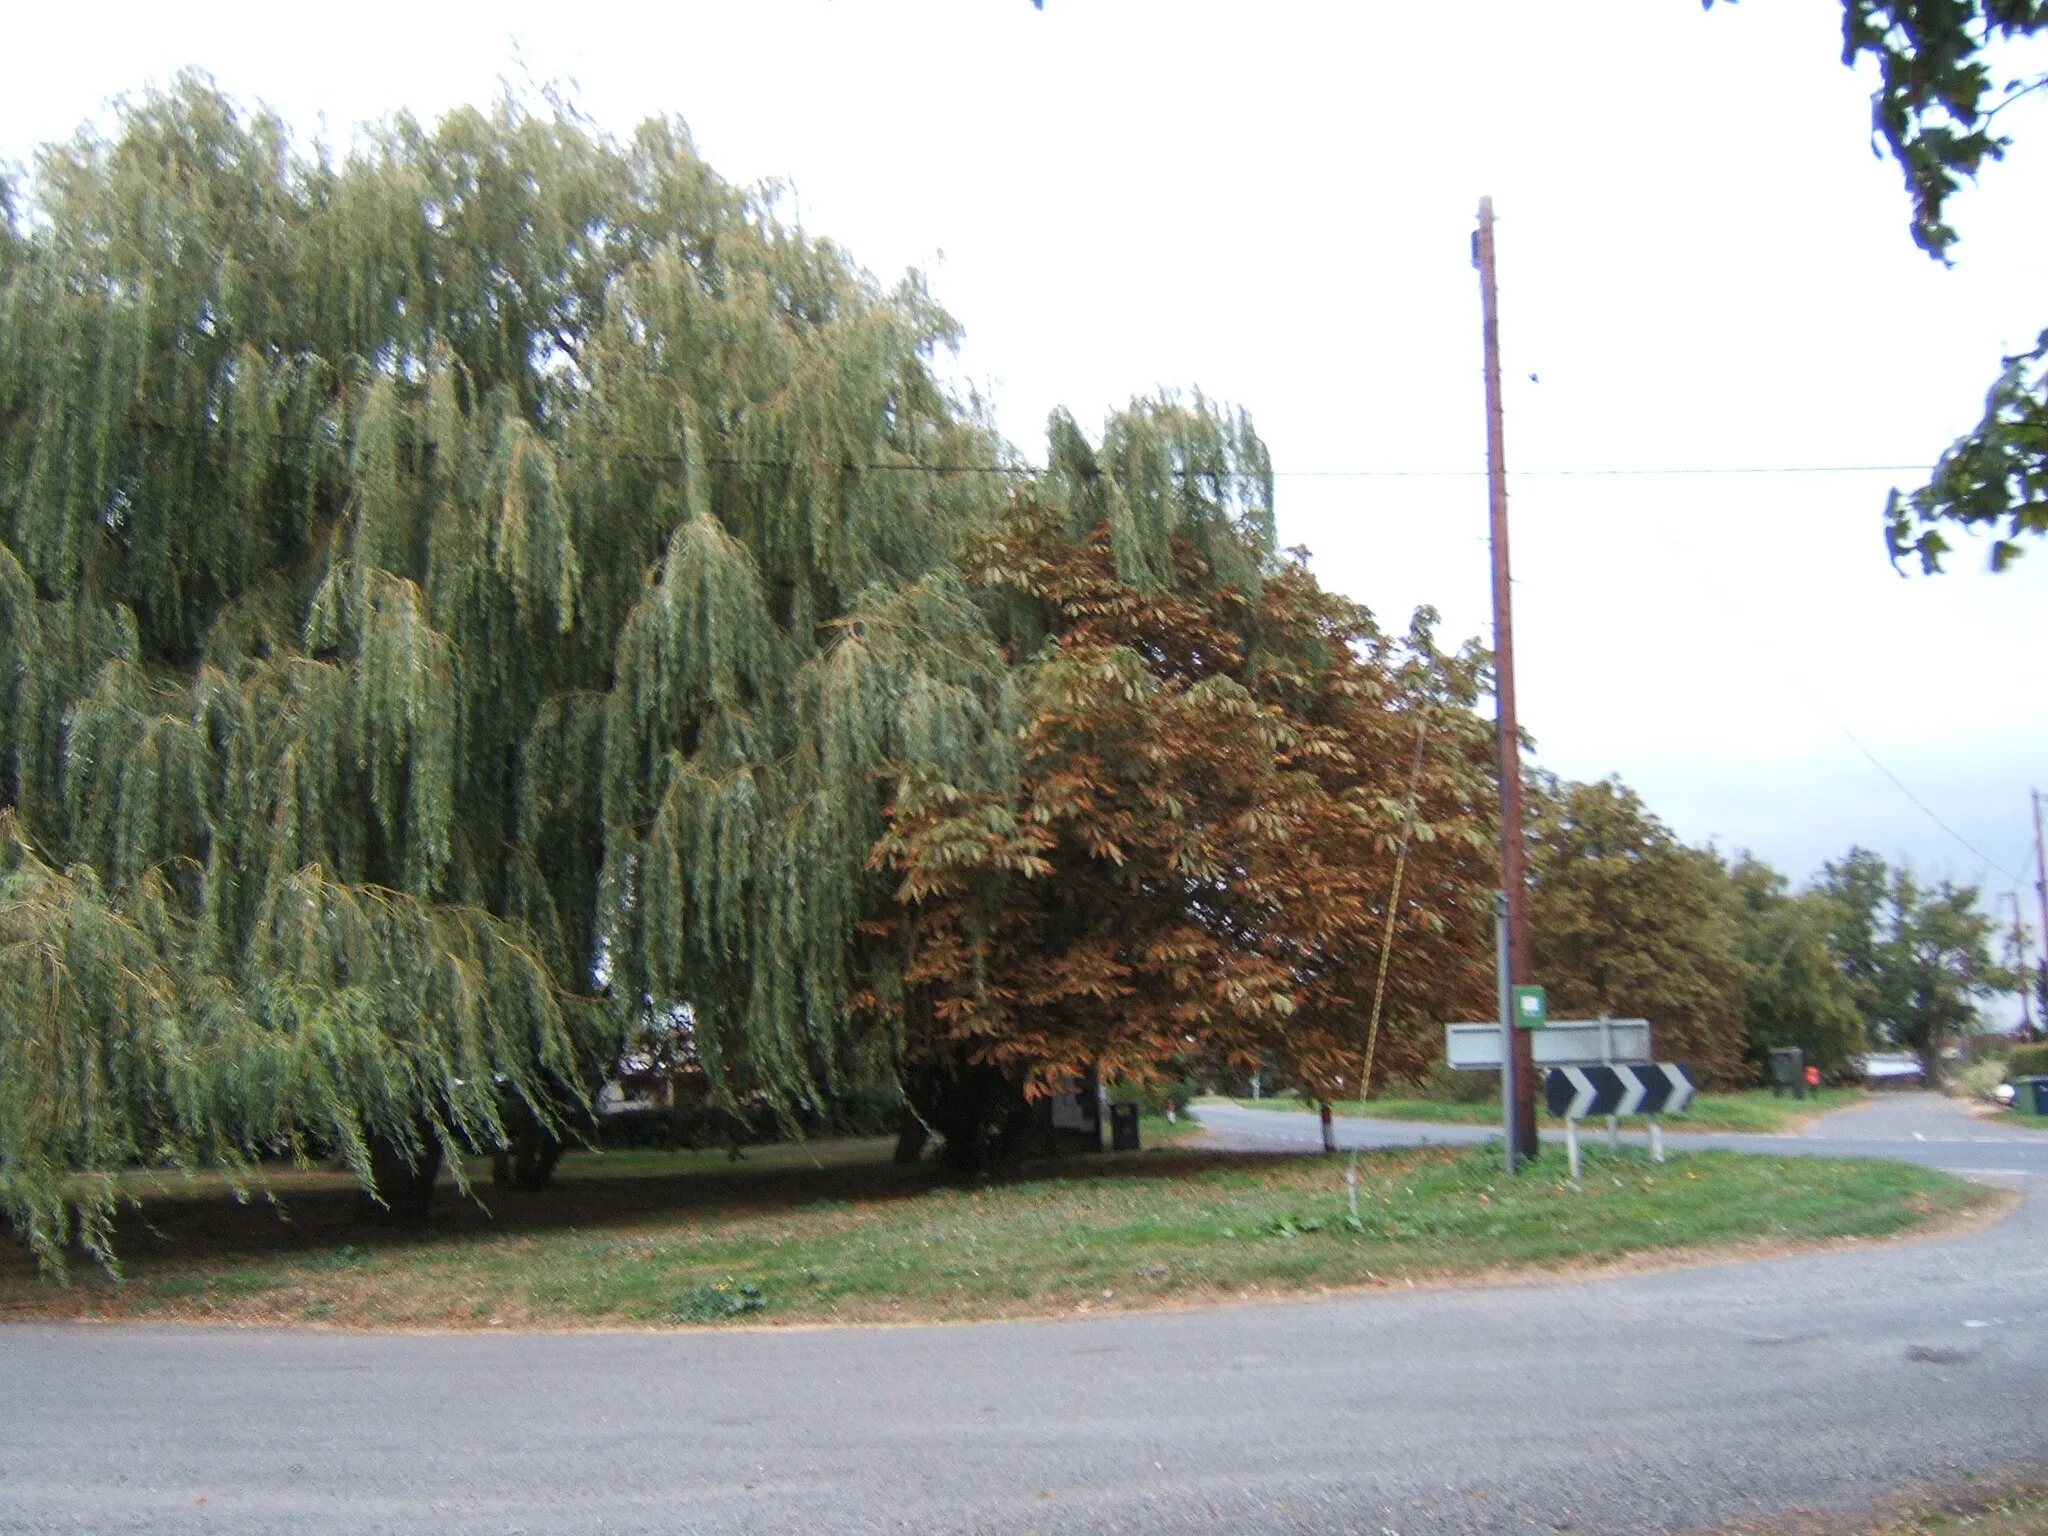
[1361,707,1434,1100]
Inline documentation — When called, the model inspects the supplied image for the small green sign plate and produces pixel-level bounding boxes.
[1511,984,1548,1030]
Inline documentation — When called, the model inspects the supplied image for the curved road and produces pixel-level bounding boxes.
[1195,1091,2048,1177]
[2,1094,2044,1534]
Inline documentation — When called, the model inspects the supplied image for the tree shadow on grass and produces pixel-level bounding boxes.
[0,1140,1372,1286]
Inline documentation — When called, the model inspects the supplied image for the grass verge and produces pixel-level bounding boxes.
[1206,1087,1868,1135]
[1707,1465,2048,1535]
[0,1129,1994,1332]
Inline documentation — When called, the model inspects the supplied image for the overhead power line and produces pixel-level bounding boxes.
[1276,463,1934,480]
[1629,512,2029,888]
[699,458,1943,481]
[131,418,1930,482]
[704,460,1937,480]
[1830,724,2028,887]
[128,416,2022,884]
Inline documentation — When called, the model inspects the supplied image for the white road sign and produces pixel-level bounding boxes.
[1444,1019,1652,1070]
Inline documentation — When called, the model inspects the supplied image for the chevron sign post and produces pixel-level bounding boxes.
[1544,1064,1695,1182]
[1544,1064,1694,1119]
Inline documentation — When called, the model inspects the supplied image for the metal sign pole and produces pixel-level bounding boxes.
[1496,891,1516,1176]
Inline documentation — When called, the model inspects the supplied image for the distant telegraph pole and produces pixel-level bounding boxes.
[1474,197,1539,1161]
[2014,892,2036,1036]
[2033,789,2048,1024]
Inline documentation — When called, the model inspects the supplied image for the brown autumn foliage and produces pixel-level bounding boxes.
[861,498,1499,1138]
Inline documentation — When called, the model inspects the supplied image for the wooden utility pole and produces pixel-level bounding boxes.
[1475,196,1538,1160]
[2033,789,2048,1028]
[2014,891,2036,1037]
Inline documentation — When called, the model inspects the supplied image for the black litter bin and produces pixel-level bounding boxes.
[2030,1078,2048,1117]
[1769,1046,1806,1099]
[1109,1101,1141,1152]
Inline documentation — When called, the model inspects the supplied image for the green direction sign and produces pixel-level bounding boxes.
[1512,984,1548,1030]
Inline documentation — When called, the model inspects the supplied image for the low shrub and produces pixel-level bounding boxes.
[1105,1078,1196,1116]
[594,1083,904,1151]
[2007,1043,2048,1079]
[809,1083,907,1137]
[1953,1056,2012,1103]
[669,1279,766,1323]
[1961,1033,2016,1063]
[592,1103,779,1152]
[1410,1061,1500,1104]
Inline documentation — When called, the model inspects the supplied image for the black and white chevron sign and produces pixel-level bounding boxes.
[1544,1064,1694,1119]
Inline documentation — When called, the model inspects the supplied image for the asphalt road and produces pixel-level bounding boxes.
[1194,1091,2048,1178]
[2,1094,2043,1535]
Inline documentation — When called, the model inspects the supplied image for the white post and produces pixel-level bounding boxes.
[1648,1115,1664,1165]
[1566,1115,1581,1187]
[1607,1112,1620,1150]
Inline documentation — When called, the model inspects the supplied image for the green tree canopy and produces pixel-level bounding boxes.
[1814,846,2005,1081]
[1524,774,1751,1088]
[1707,0,2048,571]
[1726,855,1869,1076]
[0,77,1501,1260]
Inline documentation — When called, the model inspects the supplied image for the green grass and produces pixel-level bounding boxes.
[1871,1487,2048,1535]
[1724,1465,2048,1535]
[0,1121,1991,1331]
[1204,1087,1868,1134]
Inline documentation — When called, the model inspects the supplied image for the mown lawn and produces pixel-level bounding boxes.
[1205,1087,1868,1135]
[0,1124,1993,1331]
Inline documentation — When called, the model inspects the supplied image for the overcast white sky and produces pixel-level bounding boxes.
[6,2,2046,965]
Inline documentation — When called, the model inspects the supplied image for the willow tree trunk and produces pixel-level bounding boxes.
[361,1129,444,1222]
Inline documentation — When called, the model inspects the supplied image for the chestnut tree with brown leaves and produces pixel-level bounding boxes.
[859,451,1499,1167]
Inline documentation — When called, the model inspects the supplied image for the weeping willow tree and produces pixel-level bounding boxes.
[0,76,1495,1261]
[0,76,1006,1267]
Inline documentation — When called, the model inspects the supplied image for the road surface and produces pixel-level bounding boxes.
[0,1093,2041,1534]
[1194,1091,2048,1178]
